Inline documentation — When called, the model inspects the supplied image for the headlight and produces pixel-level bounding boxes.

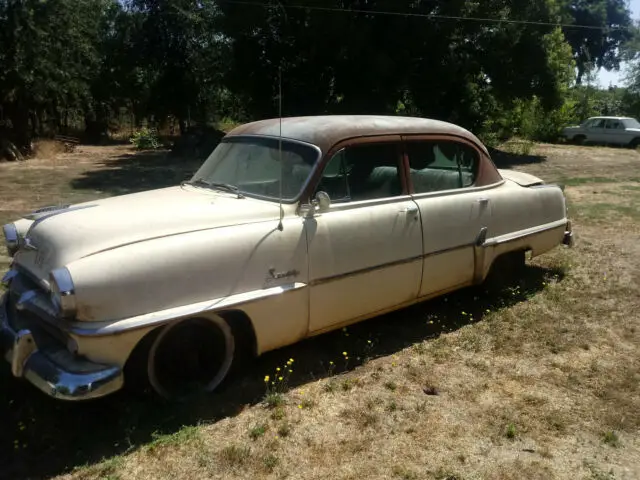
[49,267,77,318]
[2,223,19,257]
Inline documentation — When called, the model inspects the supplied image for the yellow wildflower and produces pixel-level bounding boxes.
[278,376,283,381]
[342,351,347,356]
[264,375,270,382]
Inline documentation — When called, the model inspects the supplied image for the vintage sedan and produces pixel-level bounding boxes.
[1,115,574,401]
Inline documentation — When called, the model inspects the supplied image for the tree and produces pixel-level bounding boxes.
[561,0,634,84]
[126,0,227,132]
[0,0,106,149]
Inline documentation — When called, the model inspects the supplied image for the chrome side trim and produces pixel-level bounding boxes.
[310,254,424,287]
[67,282,308,337]
[483,219,568,247]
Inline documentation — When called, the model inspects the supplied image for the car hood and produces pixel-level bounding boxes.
[13,186,282,282]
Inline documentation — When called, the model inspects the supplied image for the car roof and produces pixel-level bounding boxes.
[225,115,487,155]
[588,116,634,120]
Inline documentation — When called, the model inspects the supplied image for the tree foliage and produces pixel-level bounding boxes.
[0,0,637,153]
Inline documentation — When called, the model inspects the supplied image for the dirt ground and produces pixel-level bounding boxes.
[0,142,639,480]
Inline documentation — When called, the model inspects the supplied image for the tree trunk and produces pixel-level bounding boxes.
[9,102,33,155]
[1,139,25,162]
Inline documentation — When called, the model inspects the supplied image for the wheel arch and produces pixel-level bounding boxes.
[122,308,259,395]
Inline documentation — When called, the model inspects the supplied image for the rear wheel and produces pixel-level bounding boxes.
[127,316,235,401]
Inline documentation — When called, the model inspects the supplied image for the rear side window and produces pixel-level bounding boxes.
[407,141,479,193]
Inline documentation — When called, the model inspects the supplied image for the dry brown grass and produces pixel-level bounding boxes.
[1,142,640,480]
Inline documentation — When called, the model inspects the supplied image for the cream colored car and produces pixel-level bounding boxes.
[1,115,574,401]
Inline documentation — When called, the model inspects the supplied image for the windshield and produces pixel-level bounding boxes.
[190,137,320,202]
[623,118,640,129]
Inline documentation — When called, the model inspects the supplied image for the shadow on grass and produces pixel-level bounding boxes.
[488,146,547,168]
[0,264,565,480]
[69,150,203,196]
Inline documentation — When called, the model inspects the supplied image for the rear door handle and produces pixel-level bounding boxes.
[477,198,489,205]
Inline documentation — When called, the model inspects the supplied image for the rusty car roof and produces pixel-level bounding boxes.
[225,115,487,155]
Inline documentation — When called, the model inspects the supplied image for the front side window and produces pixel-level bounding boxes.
[407,141,479,193]
[189,137,319,201]
[315,143,402,202]
[588,118,606,128]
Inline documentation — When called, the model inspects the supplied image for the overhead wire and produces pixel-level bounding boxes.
[216,0,632,31]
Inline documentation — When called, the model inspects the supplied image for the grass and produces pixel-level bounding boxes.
[1,143,640,479]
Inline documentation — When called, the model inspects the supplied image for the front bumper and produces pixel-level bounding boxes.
[1,290,124,401]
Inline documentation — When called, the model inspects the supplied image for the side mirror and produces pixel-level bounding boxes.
[299,191,331,218]
[315,191,331,212]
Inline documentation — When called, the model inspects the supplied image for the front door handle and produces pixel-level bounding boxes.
[401,205,419,215]
[477,198,489,205]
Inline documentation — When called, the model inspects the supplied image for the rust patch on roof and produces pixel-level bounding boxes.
[225,115,487,154]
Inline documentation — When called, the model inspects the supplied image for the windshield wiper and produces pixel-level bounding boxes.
[183,179,244,198]
[208,182,244,198]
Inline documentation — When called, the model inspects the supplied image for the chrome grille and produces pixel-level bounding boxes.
[6,270,68,347]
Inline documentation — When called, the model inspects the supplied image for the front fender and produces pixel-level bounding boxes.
[65,218,308,323]
[69,281,309,366]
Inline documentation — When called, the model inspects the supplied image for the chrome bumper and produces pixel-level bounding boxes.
[563,220,574,247]
[0,292,124,401]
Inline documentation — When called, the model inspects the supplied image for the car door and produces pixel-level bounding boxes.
[604,119,627,145]
[586,118,607,143]
[305,138,423,334]
[403,137,492,297]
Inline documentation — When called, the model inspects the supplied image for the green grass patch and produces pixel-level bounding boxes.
[561,177,620,186]
[574,202,640,222]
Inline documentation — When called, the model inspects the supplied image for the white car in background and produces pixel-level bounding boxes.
[561,116,640,147]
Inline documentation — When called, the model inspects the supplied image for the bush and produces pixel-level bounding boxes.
[130,127,160,150]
